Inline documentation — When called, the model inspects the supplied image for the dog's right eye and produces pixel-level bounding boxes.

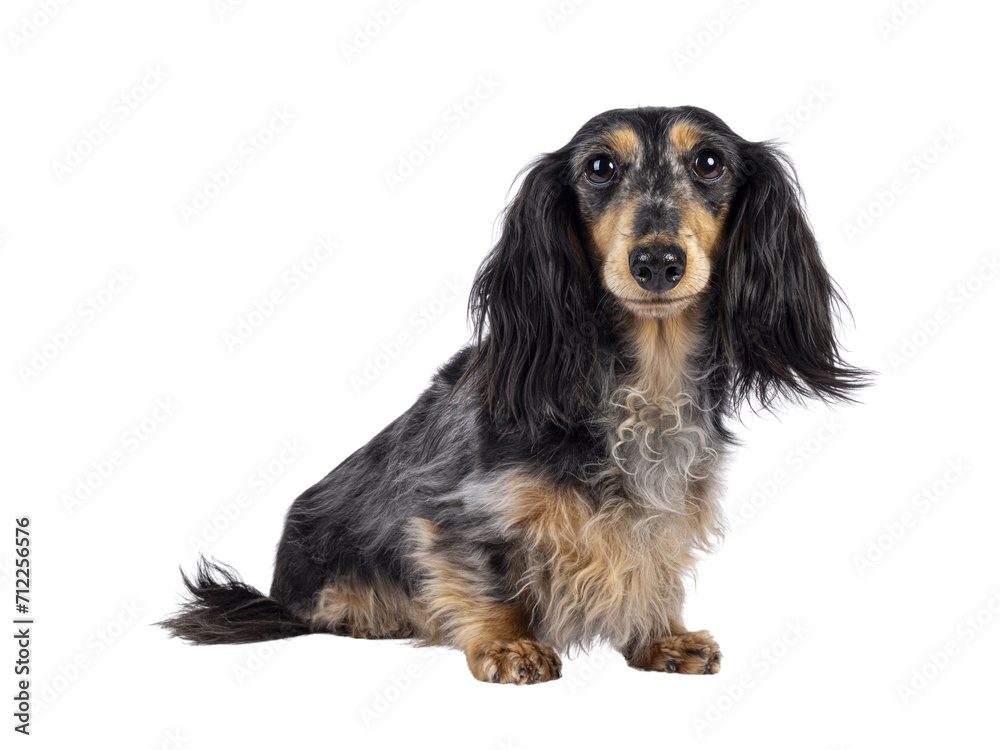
[585,155,617,185]
[692,150,724,180]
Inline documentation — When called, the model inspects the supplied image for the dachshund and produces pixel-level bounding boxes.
[159,106,867,684]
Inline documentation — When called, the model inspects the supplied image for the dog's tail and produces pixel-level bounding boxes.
[157,557,312,645]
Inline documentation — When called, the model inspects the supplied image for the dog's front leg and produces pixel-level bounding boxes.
[621,602,722,675]
[411,519,561,685]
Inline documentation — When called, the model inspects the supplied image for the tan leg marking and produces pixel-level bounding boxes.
[409,518,562,685]
[309,575,423,639]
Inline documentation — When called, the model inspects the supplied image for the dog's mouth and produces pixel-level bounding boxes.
[618,293,698,318]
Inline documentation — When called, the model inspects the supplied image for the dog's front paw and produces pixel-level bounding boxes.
[466,639,562,685]
[626,630,721,674]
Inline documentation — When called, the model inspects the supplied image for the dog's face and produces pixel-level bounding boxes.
[569,108,743,319]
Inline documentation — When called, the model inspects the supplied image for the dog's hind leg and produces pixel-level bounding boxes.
[308,574,424,640]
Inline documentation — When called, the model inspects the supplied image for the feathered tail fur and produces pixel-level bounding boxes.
[157,557,311,645]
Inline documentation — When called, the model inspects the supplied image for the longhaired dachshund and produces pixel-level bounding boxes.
[160,106,867,684]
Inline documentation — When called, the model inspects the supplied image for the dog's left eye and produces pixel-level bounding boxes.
[585,155,617,185]
[692,150,724,180]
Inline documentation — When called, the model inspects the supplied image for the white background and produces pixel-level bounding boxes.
[2,0,998,747]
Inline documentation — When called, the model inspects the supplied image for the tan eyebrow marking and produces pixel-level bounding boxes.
[604,128,641,160]
[669,122,705,152]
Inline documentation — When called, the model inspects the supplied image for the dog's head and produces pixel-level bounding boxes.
[466,107,867,439]
[571,108,738,320]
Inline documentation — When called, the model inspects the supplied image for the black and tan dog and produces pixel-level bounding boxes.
[160,106,867,684]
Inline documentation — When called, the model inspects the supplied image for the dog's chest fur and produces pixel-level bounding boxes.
[496,375,725,650]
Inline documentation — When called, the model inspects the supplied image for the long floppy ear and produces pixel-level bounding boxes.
[717,142,870,410]
[461,150,599,441]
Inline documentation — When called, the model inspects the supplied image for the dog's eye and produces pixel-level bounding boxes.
[692,150,724,180]
[585,155,617,185]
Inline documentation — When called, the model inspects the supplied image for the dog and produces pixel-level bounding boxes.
[160,106,867,684]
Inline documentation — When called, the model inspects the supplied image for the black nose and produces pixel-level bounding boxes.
[628,245,687,292]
